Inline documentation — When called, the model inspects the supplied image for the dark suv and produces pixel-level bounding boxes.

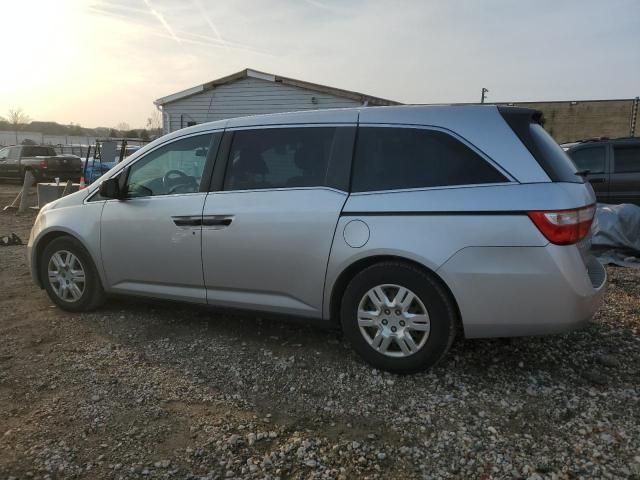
[566,138,640,204]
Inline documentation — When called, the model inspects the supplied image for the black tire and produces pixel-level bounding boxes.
[340,261,457,373]
[40,236,106,312]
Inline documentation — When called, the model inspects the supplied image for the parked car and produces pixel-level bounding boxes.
[27,106,606,372]
[82,159,117,184]
[82,146,141,184]
[0,145,82,183]
[566,137,640,204]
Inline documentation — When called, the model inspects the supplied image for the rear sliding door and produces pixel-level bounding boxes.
[201,125,355,318]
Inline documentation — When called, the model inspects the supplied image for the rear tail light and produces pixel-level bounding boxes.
[527,204,595,245]
[39,159,48,169]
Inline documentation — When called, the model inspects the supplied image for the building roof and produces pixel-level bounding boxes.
[154,68,400,107]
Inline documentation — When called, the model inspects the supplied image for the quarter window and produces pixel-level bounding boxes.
[223,127,338,191]
[351,127,507,192]
[569,147,606,174]
[613,146,640,173]
[126,134,214,197]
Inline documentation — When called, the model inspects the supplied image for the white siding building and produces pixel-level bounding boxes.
[154,68,399,134]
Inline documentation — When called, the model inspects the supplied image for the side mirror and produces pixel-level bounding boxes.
[99,177,124,199]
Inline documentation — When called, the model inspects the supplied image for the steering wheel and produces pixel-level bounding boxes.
[163,169,198,194]
[163,169,188,184]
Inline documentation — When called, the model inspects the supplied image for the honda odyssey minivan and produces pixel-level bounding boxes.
[27,106,606,372]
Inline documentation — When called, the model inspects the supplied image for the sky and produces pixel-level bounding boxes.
[0,0,638,129]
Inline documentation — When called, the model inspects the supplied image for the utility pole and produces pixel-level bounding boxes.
[480,88,489,104]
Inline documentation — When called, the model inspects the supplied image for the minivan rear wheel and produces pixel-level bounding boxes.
[340,261,457,373]
[40,236,105,312]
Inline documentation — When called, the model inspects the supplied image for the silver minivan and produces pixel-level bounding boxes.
[27,106,607,372]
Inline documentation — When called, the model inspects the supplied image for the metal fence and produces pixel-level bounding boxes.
[0,130,99,148]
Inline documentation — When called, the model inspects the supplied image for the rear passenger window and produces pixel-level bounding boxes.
[224,127,340,191]
[569,147,606,174]
[351,127,507,192]
[613,146,640,173]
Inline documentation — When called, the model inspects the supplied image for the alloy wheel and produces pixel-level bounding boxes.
[47,250,86,302]
[357,284,430,358]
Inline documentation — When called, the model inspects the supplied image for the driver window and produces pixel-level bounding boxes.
[0,148,8,160]
[126,134,213,197]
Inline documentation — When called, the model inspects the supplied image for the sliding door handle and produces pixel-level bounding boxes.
[202,215,234,227]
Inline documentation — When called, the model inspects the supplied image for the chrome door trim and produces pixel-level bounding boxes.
[348,182,516,196]
[225,122,357,132]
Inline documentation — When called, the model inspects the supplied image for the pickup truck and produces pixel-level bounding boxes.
[566,138,640,205]
[0,145,82,183]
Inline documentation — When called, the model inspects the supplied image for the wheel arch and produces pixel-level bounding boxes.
[33,229,101,289]
[327,254,461,330]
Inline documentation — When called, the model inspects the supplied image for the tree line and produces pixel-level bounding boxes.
[1,108,163,142]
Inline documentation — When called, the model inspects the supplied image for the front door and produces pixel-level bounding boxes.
[0,148,9,178]
[100,132,220,302]
[201,125,355,317]
[6,147,22,179]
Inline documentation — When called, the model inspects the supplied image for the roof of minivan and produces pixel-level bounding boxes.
[171,104,525,134]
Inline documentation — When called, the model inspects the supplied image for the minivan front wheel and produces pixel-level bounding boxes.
[40,236,105,312]
[341,262,457,373]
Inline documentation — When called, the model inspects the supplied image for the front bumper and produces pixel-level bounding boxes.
[437,244,607,338]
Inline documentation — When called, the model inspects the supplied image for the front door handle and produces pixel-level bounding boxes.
[202,215,233,228]
[172,215,202,227]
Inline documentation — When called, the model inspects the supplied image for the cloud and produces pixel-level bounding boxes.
[143,0,181,44]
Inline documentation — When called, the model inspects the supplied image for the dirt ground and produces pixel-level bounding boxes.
[1,183,639,480]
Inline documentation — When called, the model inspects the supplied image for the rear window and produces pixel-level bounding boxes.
[499,107,582,183]
[613,145,640,173]
[569,146,606,174]
[351,127,507,192]
[22,146,55,157]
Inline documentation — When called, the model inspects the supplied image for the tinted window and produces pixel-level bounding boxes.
[499,107,582,183]
[528,124,582,183]
[126,134,213,197]
[569,147,606,174]
[22,146,55,157]
[224,127,338,191]
[614,146,640,173]
[351,127,507,192]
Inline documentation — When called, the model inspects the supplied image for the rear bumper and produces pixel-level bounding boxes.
[437,244,607,338]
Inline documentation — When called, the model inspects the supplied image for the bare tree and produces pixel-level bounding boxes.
[8,108,30,143]
[116,122,130,133]
[147,111,162,130]
[146,110,163,139]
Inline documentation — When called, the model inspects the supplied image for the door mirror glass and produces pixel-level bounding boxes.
[99,177,123,199]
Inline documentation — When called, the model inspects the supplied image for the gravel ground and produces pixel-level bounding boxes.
[1,183,639,480]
